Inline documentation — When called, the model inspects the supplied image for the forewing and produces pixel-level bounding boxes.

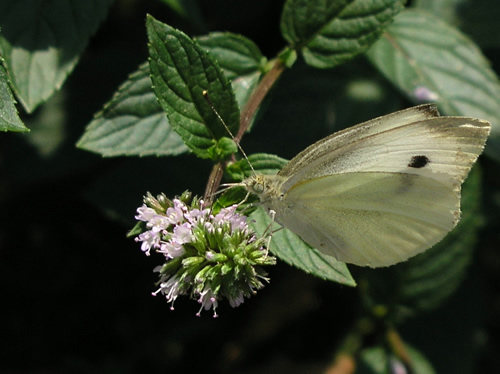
[280,104,439,179]
[280,106,490,193]
[277,172,461,267]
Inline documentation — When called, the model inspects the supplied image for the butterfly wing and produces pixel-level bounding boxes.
[279,104,440,184]
[279,104,489,192]
[275,172,459,267]
[269,105,490,267]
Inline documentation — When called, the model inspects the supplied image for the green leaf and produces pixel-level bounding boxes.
[196,32,267,114]
[250,207,356,286]
[358,344,436,374]
[196,33,266,79]
[78,32,263,158]
[359,165,484,322]
[77,62,188,157]
[0,0,114,113]
[414,0,500,49]
[366,9,500,162]
[281,0,405,69]
[281,0,354,47]
[77,63,188,156]
[206,136,238,162]
[226,153,288,181]
[0,63,27,132]
[146,15,240,159]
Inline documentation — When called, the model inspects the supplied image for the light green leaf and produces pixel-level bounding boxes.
[366,9,500,161]
[0,63,27,132]
[414,0,500,49]
[281,0,405,69]
[196,33,266,79]
[146,16,240,160]
[359,166,484,322]
[250,207,356,286]
[77,63,187,157]
[0,0,114,113]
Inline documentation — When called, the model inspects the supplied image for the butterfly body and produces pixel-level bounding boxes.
[244,104,490,267]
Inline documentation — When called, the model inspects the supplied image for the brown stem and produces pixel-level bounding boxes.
[204,162,225,204]
[236,59,286,143]
[204,59,286,202]
[386,327,413,372]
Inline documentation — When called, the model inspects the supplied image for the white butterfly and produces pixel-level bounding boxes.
[243,104,490,267]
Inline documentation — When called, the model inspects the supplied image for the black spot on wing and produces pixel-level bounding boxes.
[408,155,430,168]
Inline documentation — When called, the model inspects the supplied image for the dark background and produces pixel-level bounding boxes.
[1,1,499,373]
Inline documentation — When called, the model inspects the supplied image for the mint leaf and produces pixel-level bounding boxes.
[77,63,187,157]
[146,16,240,159]
[197,32,267,110]
[196,33,266,79]
[366,9,500,161]
[281,0,354,47]
[226,153,288,181]
[281,0,405,68]
[78,32,265,157]
[250,207,356,286]
[0,64,27,132]
[0,0,113,113]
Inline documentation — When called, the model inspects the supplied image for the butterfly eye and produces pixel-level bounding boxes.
[252,182,264,194]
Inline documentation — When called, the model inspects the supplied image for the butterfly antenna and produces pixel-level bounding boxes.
[203,90,255,175]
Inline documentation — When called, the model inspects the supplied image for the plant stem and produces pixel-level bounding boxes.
[204,59,286,202]
[204,162,225,205]
[236,59,286,142]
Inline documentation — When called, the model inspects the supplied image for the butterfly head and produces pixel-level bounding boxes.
[243,174,286,203]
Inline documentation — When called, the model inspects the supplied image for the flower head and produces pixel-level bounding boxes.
[132,191,275,316]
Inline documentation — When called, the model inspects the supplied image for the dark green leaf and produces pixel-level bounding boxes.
[77,62,188,157]
[359,165,484,322]
[226,153,288,181]
[366,9,500,162]
[0,0,114,112]
[0,63,27,132]
[281,0,354,47]
[146,16,240,159]
[281,0,405,69]
[127,220,147,238]
[196,32,267,114]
